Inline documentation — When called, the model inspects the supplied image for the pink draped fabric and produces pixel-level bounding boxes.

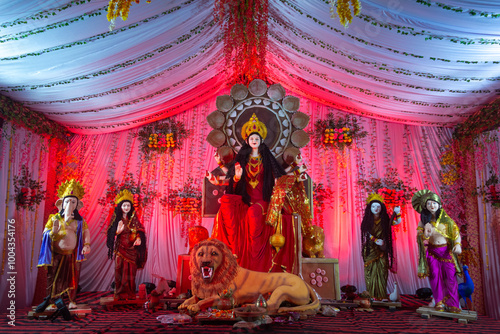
[1,99,499,319]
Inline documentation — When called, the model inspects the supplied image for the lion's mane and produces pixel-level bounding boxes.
[189,239,239,299]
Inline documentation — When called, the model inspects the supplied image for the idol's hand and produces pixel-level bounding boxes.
[205,170,219,185]
[393,206,401,215]
[117,220,125,234]
[424,223,433,238]
[452,243,462,255]
[375,239,384,246]
[235,162,243,179]
[134,238,141,246]
[52,218,60,234]
[82,244,91,255]
[214,152,221,164]
[295,153,304,166]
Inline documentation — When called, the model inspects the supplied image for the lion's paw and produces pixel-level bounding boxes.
[187,304,200,313]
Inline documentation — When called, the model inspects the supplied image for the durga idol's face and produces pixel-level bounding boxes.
[122,201,131,214]
[247,134,261,149]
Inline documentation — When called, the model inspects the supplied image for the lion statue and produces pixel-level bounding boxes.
[302,225,325,258]
[179,239,320,314]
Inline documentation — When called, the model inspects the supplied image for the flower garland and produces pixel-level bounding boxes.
[416,0,500,18]
[356,13,499,45]
[1,2,198,62]
[0,95,71,143]
[215,0,268,84]
[474,172,500,208]
[1,6,106,44]
[135,119,190,158]
[273,4,500,61]
[358,167,417,213]
[13,166,47,211]
[312,113,367,151]
[97,172,158,218]
[160,177,201,220]
[329,0,361,28]
[160,177,202,244]
[269,64,464,127]
[313,182,335,229]
[453,98,500,140]
[3,25,216,92]
[1,0,93,29]
[107,0,152,30]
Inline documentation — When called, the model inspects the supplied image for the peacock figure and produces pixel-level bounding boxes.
[458,265,474,311]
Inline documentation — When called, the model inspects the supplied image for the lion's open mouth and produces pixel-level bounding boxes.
[201,266,213,280]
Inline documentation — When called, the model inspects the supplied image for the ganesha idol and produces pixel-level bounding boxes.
[37,179,90,311]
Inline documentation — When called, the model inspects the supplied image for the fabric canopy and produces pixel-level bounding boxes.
[1,0,499,133]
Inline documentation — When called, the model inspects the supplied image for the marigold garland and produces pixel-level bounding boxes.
[312,113,367,151]
[329,0,361,28]
[107,0,152,30]
[135,119,190,159]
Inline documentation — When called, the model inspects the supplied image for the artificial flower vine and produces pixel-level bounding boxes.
[0,0,93,29]
[1,2,196,61]
[214,0,269,84]
[416,0,500,18]
[0,95,71,142]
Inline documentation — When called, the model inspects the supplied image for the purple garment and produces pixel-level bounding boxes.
[426,244,459,310]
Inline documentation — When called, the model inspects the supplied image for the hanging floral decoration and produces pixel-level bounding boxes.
[135,119,190,158]
[13,166,47,211]
[437,145,469,228]
[98,172,158,218]
[0,95,71,143]
[214,0,268,84]
[474,172,500,208]
[313,183,335,229]
[107,0,152,30]
[358,167,416,204]
[358,167,417,230]
[329,0,361,28]
[454,98,500,140]
[312,113,367,151]
[160,177,202,244]
[457,224,479,268]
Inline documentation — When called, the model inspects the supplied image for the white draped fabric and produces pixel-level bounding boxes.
[0,123,49,309]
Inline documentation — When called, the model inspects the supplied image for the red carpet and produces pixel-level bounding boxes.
[1,292,498,333]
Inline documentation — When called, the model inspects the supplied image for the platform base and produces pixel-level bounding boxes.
[372,300,402,310]
[320,299,358,309]
[99,296,147,309]
[416,306,477,324]
[28,304,91,319]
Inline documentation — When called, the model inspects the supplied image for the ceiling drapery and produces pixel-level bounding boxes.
[1,0,499,134]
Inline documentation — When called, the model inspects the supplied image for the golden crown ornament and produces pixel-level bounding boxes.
[57,179,85,200]
[115,189,134,205]
[241,113,267,140]
[366,193,384,204]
